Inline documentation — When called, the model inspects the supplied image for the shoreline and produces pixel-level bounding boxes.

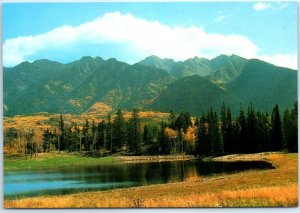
[4,152,281,171]
[203,152,281,162]
[118,154,195,163]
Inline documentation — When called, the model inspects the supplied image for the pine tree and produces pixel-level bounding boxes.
[213,110,223,155]
[143,125,150,145]
[256,112,271,152]
[174,112,192,133]
[73,126,82,152]
[225,107,234,153]
[59,114,65,151]
[65,126,74,152]
[26,129,36,158]
[158,121,171,155]
[112,110,126,152]
[206,108,223,156]
[96,120,106,151]
[195,114,208,157]
[221,103,234,154]
[91,120,97,151]
[246,104,257,153]
[127,108,143,155]
[145,124,160,155]
[220,103,227,152]
[42,129,51,152]
[238,106,247,153]
[105,113,113,153]
[270,104,284,151]
[83,119,90,151]
[284,102,298,152]
[168,110,176,129]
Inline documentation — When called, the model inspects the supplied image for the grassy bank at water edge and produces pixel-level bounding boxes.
[4,152,120,171]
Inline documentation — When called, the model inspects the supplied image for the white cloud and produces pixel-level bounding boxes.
[3,12,259,66]
[253,2,272,11]
[214,15,226,22]
[258,54,298,70]
[3,12,297,69]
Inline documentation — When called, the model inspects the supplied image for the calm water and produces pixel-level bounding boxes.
[4,160,274,199]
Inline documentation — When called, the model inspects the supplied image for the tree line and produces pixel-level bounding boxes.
[195,103,297,157]
[4,102,297,158]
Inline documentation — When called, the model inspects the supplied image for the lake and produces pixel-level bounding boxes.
[4,160,275,199]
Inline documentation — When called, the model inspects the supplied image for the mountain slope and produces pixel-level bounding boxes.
[4,57,175,116]
[209,54,248,84]
[150,75,242,115]
[139,54,249,84]
[138,55,176,72]
[226,59,297,112]
[58,61,175,114]
[169,57,212,78]
[4,55,297,117]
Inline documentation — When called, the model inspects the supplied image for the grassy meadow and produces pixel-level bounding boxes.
[4,152,298,208]
[4,153,120,171]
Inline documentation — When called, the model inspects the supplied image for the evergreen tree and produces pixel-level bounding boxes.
[231,121,240,154]
[195,114,208,157]
[91,120,97,151]
[143,125,151,145]
[213,110,223,155]
[221,103,234,154]
[284,102,298,152]
[246,104,257,153]
[112,110,126,152]
[127,109,143,155]
[145,124,160,155]
[174,112,192,133]
[42,129,51,152]
[26,129,36,158]
[96,120,106,151]
[220,103,227,152]
[65,126,74,152]
[225,107,234,153]
[238,106,247,153]
[270,104,284,151]
[168,110,176,129]
[105,113,113,152]
[205,108,223,156]
[59,114,65,151]
[158,121,171,155]
[83,119,90,151]
[256,112,271,152]
[73,126,82,152]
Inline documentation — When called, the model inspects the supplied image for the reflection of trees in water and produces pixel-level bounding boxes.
[6,160,275,199]
[195,160,274,176]
[57,160,274,186]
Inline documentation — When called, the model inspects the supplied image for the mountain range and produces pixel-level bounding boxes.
[3,54,297,117]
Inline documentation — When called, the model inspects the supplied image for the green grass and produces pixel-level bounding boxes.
[4,152,120,171]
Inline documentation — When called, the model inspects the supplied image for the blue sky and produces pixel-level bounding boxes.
[2,1,298,69]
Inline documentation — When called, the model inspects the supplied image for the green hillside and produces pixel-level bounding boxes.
[4,57,175,116]
[3,54,297,117]
[169,57,212,78]
[209,54,248,84]
[226,59,297,113]
[150,75,242,115]
[138,55,176,72]
[140,54,249,84]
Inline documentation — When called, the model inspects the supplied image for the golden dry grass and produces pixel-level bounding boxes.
[4,153,298,208]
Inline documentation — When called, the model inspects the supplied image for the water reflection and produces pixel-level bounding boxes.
[4,160,274,199]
